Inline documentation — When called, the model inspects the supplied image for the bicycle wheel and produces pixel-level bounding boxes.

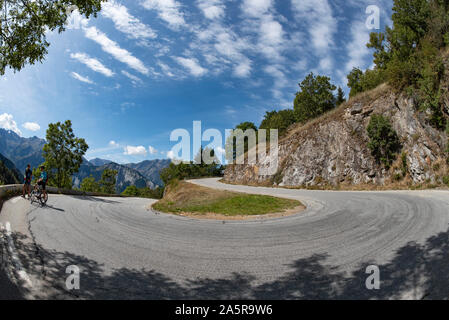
[40,193,48,205]
[30,191,36,203]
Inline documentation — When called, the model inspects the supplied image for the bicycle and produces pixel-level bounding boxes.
[30,184,48,206]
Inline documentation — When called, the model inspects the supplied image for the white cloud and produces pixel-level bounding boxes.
[71,72,94,84]
[122,70,143,84]
[66,9,89,30]
[148,146,158,154]
[241,0,272,17]
[174,57,207,77]
[102,0,157,40]
[158,61,175,77]
[234,60,252,78]
[0,113,21,135]
[241,0,286,67]
[84,26,150,75]
[344,20,371,72]
[70,52,114,77]
[194,25,253,78]
[258,15,285,61]
[167,150,175,159]
[141,0,186,29]
[197,0,225,20]
[264,64,288,99]
[291,0,336,71]
[124,145,147,156]
[109,140,119,148]
[22,122,40,132]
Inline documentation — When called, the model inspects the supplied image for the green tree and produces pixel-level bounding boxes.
[99,168,117,194]
[42,120,88,189]
[367,114,401,169]
[336,87,346,106]
[121,185,140,197]
[0,0,105,75]
[259,109,296,138]
[225,122,258,162]
[347,68,364,98]
[347,67,385,97]
[293,73,336,123]
[367,32,391,70]
[80,175,99,193]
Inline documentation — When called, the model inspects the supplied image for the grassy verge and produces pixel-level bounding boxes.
[152,180,302,217]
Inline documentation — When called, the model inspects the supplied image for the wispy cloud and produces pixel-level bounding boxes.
[344,20,372,73]
[124,145,147,156]
[109,140,120,148]
[241,0,272,18]
[264,64,288,99]
[102,0,157,40]
[71,72,94,84]
[141,0,186,29]
[70,52,114,77]
[121,70,143,84]
[291,0,337,72]
[148,146,158,154]
[84,26,150,75]
[158,61,175,77]
[193,24,253,78]
[22,122,40,132]
[174,57,207,77]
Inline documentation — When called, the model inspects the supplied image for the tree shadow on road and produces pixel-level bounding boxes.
[3,227,449,300]
[65,195,121,204]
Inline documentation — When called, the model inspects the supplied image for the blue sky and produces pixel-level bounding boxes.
[0,0,393,164]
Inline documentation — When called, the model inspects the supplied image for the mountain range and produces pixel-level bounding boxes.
[124,159,170,187]
[0,129,46,171]
[0,129,170,192]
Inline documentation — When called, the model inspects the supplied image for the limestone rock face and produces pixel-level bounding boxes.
[224,85,448,187]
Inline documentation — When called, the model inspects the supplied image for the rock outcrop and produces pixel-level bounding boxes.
[224,84,449,188]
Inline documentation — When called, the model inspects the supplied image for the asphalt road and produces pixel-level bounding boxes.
[1,178,449,299]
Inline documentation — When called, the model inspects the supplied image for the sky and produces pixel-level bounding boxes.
[0,0,393,164]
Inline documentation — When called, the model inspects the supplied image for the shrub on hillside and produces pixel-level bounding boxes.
[367,115,401,169]
[122,185,164,199]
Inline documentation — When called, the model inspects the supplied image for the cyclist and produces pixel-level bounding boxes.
[22,164,32,198]
[37,165,48,200]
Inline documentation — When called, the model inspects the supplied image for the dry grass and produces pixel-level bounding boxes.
[152,180,303,217]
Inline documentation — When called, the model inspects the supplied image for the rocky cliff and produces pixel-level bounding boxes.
[224,84,449,189]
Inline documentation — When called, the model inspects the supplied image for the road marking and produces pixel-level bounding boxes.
[2,222,33,288]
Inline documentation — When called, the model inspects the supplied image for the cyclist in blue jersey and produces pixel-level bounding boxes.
[37,165,48,199]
